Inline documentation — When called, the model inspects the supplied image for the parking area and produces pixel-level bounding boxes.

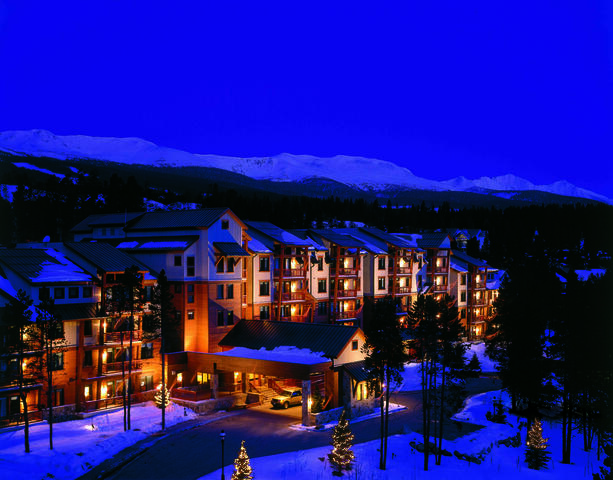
[249,402,302,420]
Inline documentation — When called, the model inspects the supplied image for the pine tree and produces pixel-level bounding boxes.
[328,410,355,476]
[525,418,551,470]
[466,352,481,378]
[231,440,254,480]
[154,384,170,409]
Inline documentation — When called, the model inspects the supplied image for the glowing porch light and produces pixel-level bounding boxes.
[177,373,183,384]
[22,360,27,370]
[103,321,107,331]
[84,386,90,398]
[399,258,406,267]
[436,258,442,267]
[102,351,107,362]
[101,384,108,397]
[308,397,312,410]
[344,258,350,269]
[291,282,297,292]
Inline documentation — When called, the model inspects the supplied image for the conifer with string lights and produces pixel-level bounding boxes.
[153,384,170,409]
[232,440,254,480]
[328,410,355,476]
[525,418,550,470]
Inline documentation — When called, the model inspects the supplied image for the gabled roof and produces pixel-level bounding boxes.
[126,208,232,231]
[116,236,199,252]
[288,230,328,251]
[342,360,373,382]
[65,242,152,274]
[213,242,250,257]
[330,229,387,255]
[219,320,360,359]
[71,212,144,233]
[358,227,415,249]
[0,249,93,284]
[245,221,313,247]
[415,232,452,249]
[309,230,367,248]
[451,250,489,268]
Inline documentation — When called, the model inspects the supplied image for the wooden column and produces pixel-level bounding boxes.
[301,379,311,426]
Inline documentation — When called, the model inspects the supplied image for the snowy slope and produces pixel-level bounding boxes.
[1,129,610,204]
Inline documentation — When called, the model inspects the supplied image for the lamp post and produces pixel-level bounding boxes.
[220,429,226,480]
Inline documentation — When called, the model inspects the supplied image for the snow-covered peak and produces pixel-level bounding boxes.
[0,129,610,204]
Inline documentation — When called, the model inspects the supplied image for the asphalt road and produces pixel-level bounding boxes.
[97,376,501,480]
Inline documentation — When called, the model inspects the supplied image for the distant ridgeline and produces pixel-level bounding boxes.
[0,150,611,269]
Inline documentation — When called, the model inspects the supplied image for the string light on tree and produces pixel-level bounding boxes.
[154,383,170,409]
[231,440,253,480]
[328,410,355,476]
[525,418,550,470]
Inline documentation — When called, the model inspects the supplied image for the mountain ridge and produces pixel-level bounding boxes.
[1,129,610,205]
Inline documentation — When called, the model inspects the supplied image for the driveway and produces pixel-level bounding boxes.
[90,376,501,480]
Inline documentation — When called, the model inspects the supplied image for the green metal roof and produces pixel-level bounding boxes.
[416,232,452,248]
[450,250,489,268]
[65,242,152,273]
[358,227,415,248]
[342,360,373,382]
[126,208,229,231]
[310,230,367,248]
[245,221,313,247]
[213,242,250,257]
[71,213,144,232]
[219,320,360,359]
[0,249,92,284]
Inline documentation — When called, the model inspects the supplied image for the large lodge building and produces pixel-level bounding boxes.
[0,208,503,426]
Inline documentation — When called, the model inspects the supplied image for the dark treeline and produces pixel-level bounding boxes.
[1,171,611,270]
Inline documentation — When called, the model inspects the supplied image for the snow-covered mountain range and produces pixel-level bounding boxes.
[1,129,610,204]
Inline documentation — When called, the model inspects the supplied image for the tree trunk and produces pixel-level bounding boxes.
[121,331,126,432]
[384,369,391,468]
[379,375,385,470]
[421,360,429,471]
[47,333,54,450]
[19,325,30,453]
[161,337,166,430]
[127,315,133,430]
[436,366,447,466]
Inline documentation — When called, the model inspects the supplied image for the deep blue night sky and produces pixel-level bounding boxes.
[1,1,611,196]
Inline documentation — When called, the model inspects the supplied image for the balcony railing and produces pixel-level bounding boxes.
[335,289,357,298]
[471,281,487,289]
[334,310,359,320]
[434,266,448,273]
[278,314,309,322]
[389,266,412,275]
[104,330,142,343]
[471,297,487,306]
[331,267,358,276]
[0,410,43,428]
[274,268,306,278]
[433,283,448,292]
[394,286,412,294]
[103,360,142,373]
[280,291,307,302]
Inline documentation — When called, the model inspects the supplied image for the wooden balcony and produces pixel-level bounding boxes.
[331,267,358,276]
[394,286,412,295]
[335,289,357,298]
[471,281,487,289]
[103,360,142,373]
[274,268,306,278]
[104,330,142,344]
[471,297,487,307]
[278,314,309,322]
[334,310,359,320]
[433,283,448,292]
[280,291,307,302]
[389,266,412,275]
[434,266,448,273]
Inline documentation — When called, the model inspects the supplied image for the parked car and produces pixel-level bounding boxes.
[271,387,302,409]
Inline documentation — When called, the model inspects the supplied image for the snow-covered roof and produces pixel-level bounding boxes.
[247,237,272,254]
[211,346,329,365]
[0,248,93,284]
[575,269,606,281]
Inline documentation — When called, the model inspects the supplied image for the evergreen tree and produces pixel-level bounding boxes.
[231,440,254,480]
[328,410,355,476]
[5,290,34,453]
[153,384,171,409]
[362,296,408,470]
[525,418,551,470]
[466,352,482,378]
[142,269,178,430]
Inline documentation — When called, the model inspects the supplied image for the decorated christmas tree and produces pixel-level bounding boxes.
[328,410,355,476]
[232,440,254,480]
[154,384,170,409]
[525,418,550,470]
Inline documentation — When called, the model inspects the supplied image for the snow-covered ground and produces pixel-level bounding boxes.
[398,342,498,392]
[199,390,604,480]
[0,402,197,480]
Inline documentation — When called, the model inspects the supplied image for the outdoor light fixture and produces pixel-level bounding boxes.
[220,429,226,480]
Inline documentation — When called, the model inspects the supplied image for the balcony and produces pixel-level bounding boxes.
[394,286,412,295]
[278,314,309,322]
[334,310,359,321]
[103,360,143,374]
[104,330,142,344]
[335,289,357,298]
[471,297,487,307]
[471,281,487,289]
[434,266,448,274]
[389,266,412,275]
[280,291,307,302]
[331,267,358,276]
[274,268,306,278]
[433,283,448,292]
